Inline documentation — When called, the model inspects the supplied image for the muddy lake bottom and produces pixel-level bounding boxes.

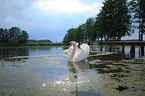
[0,46,145,96]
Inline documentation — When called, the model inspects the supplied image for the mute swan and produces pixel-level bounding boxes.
[64,41,90,62]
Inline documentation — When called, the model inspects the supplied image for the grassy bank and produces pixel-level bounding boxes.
[92,43,99,45]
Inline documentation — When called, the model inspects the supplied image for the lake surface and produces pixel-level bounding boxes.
[0,46,145,96]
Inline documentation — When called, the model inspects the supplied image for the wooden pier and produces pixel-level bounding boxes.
[99,41,145,56]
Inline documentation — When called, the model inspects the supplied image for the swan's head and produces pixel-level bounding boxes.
[67,41,76,47]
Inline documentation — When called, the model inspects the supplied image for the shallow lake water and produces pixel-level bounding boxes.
[0,46,145,96]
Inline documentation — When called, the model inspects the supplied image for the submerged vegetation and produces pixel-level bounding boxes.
[0,46,145,96]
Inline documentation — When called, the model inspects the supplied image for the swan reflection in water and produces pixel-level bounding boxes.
[67,61,90,78]
[41,61,91,96]
[67,61,91,96]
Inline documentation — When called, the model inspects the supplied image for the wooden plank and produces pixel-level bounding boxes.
[99,41,145,46]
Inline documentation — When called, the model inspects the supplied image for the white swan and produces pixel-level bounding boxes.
[64,41,90,62]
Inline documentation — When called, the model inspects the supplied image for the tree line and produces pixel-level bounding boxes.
[0,27,29,45]
[63,0,145,44]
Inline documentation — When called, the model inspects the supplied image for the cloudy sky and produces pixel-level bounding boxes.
[0,0,141,42]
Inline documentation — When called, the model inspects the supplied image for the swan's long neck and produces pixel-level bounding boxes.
[68,44,76,62]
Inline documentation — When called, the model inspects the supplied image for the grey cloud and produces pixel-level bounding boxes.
[0,0,37,27]
[0,0,35,15]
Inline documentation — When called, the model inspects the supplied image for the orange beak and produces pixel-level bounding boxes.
[67,43,71,47]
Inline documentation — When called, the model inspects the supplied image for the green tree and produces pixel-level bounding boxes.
[19,30,29,43]
[63,19,97,44]
[94,17,100,41]
[85,18,96,44]
[63,28,77,44]
[76,24,86,43]
[129,0,145,41]
[0,27,29,45]
[97,0,133,40]
[9,27,21,40]
[0,28,9,43]
[3,29,9,43]
[0,28,4,43]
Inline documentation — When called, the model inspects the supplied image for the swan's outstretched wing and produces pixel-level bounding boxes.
[73,43,90,61]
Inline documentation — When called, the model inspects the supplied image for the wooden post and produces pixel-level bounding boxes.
[130,46,135,53]
[141,46,144,56]
[100,45,103,52]
[122,45,125,58]
[109,45,112,52]
[130,46,135,58]
[122,45,125,54]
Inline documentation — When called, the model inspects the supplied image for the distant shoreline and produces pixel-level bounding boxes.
[26,43,66,46]
[0,43,66,46]
[0,43,99,46]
